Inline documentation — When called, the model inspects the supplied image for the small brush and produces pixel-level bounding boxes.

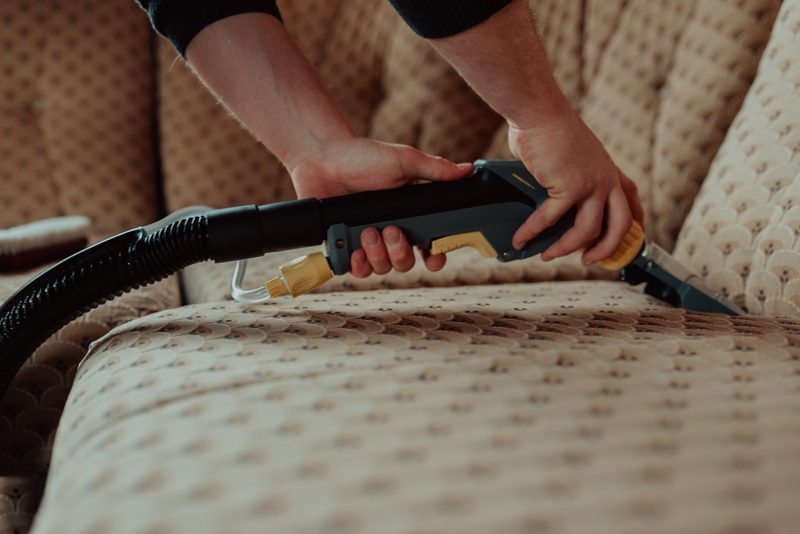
[0,216,90,272]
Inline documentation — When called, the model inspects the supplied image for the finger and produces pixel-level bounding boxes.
[382,226,415,272]
[350,249,373,278]
[582,186,633,265]
[361,227,392,275]
[419,247,447,272]
[512,197,574,250]
[541,195,605,261]
[395,146,473,182]
[619,172,645,225]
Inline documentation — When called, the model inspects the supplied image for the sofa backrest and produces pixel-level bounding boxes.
[579,0,781,251]
[674,0,800,316]
[0,0,159,241]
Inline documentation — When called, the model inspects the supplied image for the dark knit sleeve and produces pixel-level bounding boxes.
[387,0,512,38]
[135,0,282,56]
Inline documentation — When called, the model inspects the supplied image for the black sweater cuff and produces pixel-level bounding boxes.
[388,0,512,39]
[138,0,282,56]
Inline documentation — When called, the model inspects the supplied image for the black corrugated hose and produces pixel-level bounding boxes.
[0,198,325,398]
[0,216,212,396]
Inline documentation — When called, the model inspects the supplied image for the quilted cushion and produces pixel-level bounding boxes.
[674,0,800,317]
[0,0,160,241]
[580,0,780,251]
[32,282,800,533]
[0,272,180,534]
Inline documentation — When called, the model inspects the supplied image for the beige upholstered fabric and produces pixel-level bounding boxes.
[0,3,166,531]
[0,0,159,241]
[34,282,800,534]
[0,272,180,534]
[674,0,800,317]
[581,0,780,251]
[182,246,617,306]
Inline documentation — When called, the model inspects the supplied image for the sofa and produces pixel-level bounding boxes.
[1,0,799,532]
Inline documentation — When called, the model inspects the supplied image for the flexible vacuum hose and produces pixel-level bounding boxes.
[0,198,326,398]
[0,216,213,394]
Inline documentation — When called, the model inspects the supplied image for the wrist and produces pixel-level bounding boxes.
[282,123,357,176]
[505,90,574,131]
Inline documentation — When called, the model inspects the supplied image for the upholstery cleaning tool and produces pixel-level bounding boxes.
[0,160,742,396]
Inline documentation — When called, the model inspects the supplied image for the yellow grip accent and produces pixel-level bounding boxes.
[595,220,645,271]
[430,231,497,258]
[266,252,333,298]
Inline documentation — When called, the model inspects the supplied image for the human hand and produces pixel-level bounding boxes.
[508,108,644,265]
[287,136,473,277]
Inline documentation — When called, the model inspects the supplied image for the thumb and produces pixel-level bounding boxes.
[396,146,473,182]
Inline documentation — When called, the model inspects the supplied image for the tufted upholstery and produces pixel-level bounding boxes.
[0,271,180,532]
[0,2,175,532]
[1,0,800,533]
[30,282,800,533]
[0,0,160,242]
[675,0,800,317]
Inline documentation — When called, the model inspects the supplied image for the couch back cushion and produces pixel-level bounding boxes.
[0,0,159,241]
[484,0,780,283]
[674,0,800,317]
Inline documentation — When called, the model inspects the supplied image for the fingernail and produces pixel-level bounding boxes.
[384,227,400,245]
[364,229,380,246]
[457,162,473,170]
[512,240,524,251]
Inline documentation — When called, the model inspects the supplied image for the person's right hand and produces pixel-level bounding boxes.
[508,108,644,265]
[287,136,473,278]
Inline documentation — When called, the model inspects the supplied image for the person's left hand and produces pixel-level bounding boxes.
[288,136,473,277]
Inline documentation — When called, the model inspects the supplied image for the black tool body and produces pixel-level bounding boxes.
[321,160,572,275]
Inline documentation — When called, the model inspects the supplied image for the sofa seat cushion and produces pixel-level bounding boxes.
[0,271,180,534]
[32,281,800,534]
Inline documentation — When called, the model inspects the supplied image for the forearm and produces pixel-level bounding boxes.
[185,13,355,170]
[427,0,570,128]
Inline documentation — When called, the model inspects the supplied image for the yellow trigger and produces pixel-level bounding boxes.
[430,231,497,258]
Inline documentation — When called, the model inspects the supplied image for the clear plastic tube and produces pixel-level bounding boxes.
[230,260,272,303]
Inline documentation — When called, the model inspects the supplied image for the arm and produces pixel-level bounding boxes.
[395,0,644,265]
[135,5,472,276]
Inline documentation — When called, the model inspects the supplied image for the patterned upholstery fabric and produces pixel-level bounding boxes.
[0,2,172,532]
[580,0,780,252]
[674,0,800,317]
[32,282,800,533]
[0,272,180,533]
[182,246,618,306]
[1,0,799,533]
[0,0,160,242]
